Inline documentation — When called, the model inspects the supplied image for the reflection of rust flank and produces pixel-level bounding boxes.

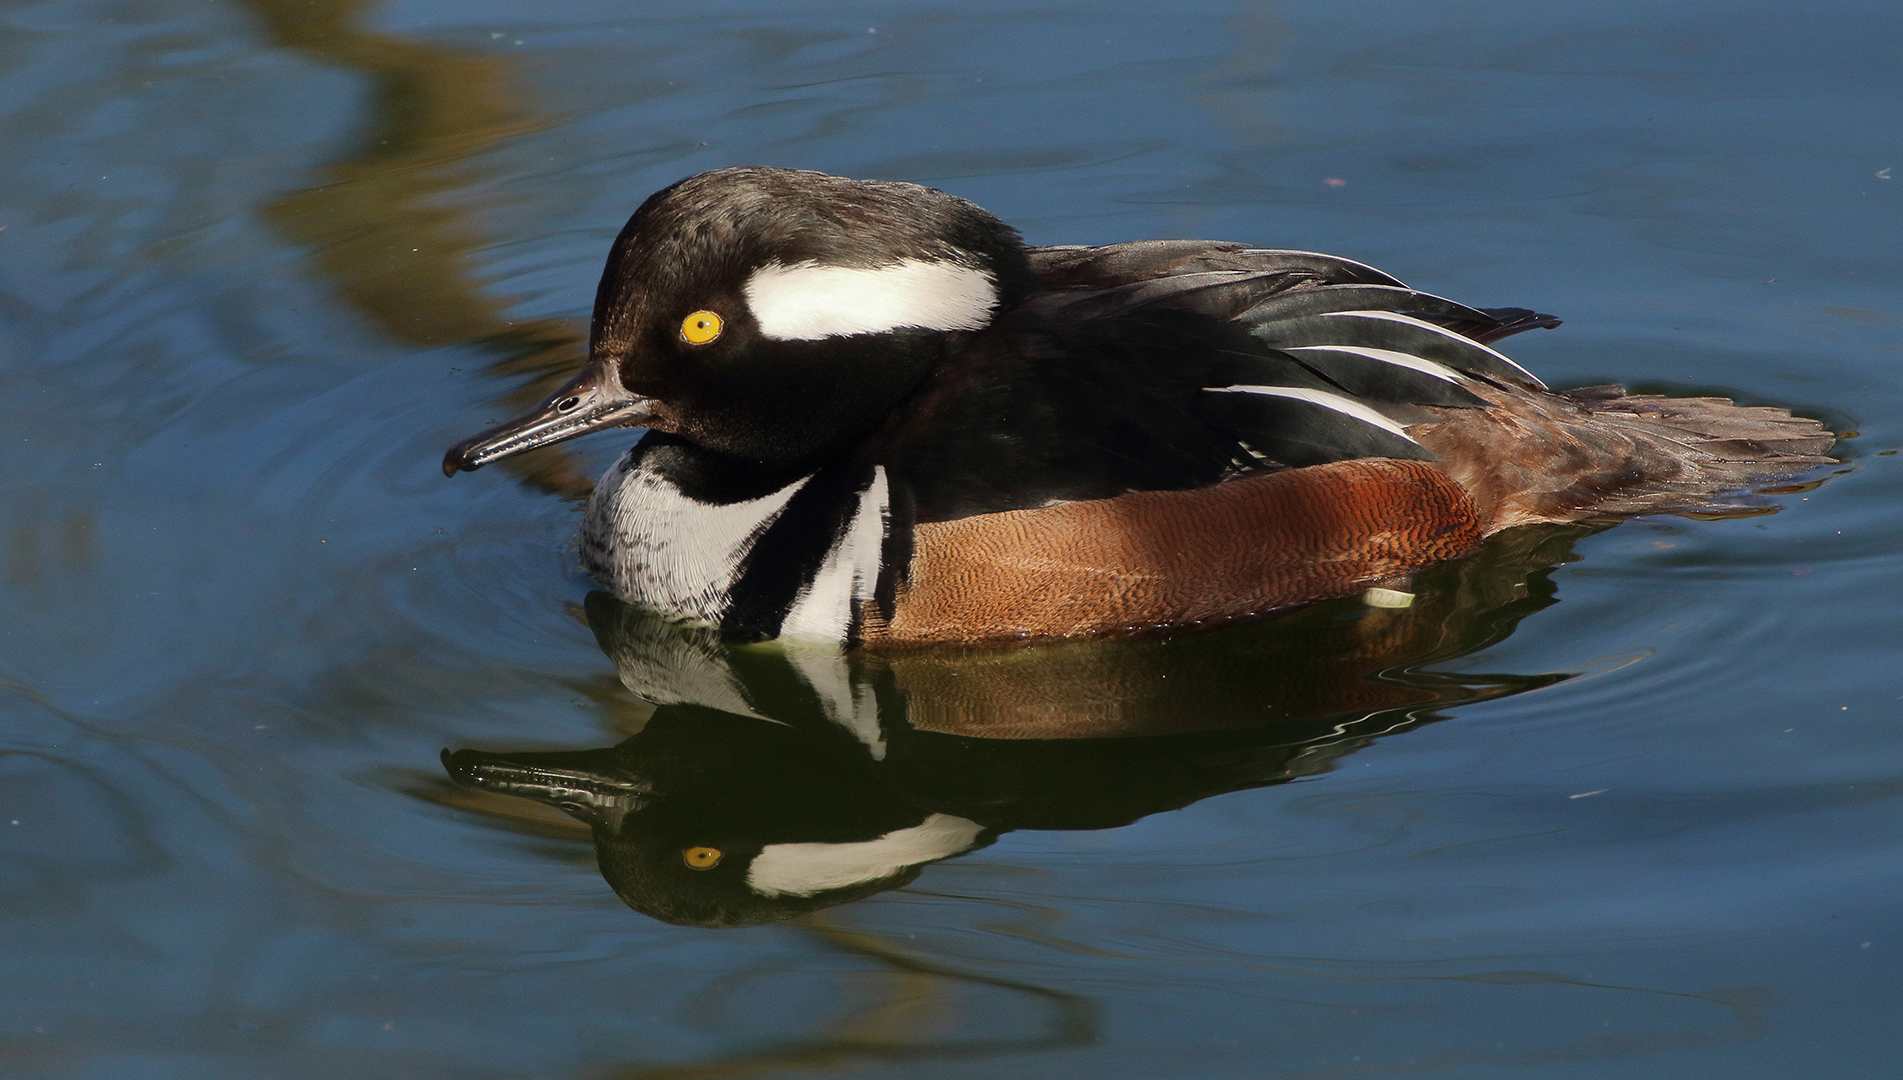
[245,0,594,498]
[598,915,1096,1080]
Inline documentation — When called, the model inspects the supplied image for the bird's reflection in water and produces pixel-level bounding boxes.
[443,525,1586,927]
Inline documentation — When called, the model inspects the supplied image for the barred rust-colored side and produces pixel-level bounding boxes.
[871,459,1484,643]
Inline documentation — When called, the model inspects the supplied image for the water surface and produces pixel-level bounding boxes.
[4,0,1902,1076]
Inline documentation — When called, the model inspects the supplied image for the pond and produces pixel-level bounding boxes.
[4,0,1901,1076]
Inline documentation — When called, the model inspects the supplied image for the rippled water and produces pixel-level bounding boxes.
[5,0,1901,1075]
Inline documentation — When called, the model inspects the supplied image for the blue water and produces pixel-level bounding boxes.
[4,0,1901,1076]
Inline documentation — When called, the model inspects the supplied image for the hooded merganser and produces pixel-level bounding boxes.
[444,167,1835,645]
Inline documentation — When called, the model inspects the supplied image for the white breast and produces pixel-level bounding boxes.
[581,451,808,627]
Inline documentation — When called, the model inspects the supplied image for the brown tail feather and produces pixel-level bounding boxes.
[1413,384,1838,532]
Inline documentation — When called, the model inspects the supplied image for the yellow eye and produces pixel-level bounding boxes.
[682,846,723,870]
[680,310,723,345]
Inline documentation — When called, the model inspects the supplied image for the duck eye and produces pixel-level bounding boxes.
[682,846,723,870]
[680,310,723,345]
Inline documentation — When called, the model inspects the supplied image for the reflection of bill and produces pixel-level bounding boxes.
[442,525,1584,927]
[245,0,595,498]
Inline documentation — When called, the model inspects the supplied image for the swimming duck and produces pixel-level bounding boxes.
[444,167,1834,645]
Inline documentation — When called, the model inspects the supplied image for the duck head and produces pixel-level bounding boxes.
[443,707,989,928]
[443,167,1036,477]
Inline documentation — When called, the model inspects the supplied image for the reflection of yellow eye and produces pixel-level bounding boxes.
[680,310,723,344]
[682,846,723,870]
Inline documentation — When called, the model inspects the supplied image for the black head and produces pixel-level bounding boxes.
[444,167,1035,476]
[442,707,989,928]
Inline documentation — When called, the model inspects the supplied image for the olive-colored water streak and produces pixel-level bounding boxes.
[594,919,1096,1080]
[236,2,1103,1070]
[245,0,595,498]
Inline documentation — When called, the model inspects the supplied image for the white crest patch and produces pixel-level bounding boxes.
[747,813,986,897]
[744,259,998,340]
[1204,384,1419,441]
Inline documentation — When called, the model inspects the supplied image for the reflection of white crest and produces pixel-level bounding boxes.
[744,260,997,340]
[748,813,985,897]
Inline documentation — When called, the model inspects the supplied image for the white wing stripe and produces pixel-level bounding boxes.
[1320,310,1542,385]
[1205,384,1419,441]
[1287,345,1463,384]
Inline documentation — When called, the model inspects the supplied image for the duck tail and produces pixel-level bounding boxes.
[1558,385,1839,516]
[1417,384,1840,530]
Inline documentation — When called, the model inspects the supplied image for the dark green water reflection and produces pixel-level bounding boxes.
[440,528,1576,927]
[4,0,1902,1076]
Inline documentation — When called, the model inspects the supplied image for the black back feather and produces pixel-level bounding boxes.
[648,240,1561,532]
[861,243,1563,522]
